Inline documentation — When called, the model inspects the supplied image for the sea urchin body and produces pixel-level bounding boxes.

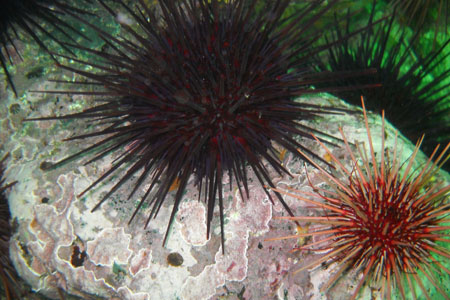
[269,98,450,299]
[30,0,353,252]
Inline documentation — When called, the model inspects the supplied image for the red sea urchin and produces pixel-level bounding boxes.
[29,0,357,252]
[268,98,450,299]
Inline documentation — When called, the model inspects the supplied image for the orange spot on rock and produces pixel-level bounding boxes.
[279,148,287,162]
[169,177,180,192]
[323,152,332,163]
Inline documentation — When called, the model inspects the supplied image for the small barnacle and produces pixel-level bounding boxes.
[39,161,54,171]
[167,252,184,267]
[70,245,87,268]
[9,103,21,114]
[25,66,45,79]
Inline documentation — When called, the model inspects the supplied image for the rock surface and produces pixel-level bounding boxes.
[1,65,449,299]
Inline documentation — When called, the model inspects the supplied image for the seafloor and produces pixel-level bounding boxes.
[1,55,449,300]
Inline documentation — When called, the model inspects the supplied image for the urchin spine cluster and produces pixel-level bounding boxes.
[0,154,19,299]
[28,0,357,251]
[0,0,89,96]
[269,98,450,299]
[318,2,450,168]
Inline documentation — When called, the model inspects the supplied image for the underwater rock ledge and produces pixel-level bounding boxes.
[0,84,449,300]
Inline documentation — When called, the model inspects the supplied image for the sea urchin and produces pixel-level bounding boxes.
[0,0,89,96]
[0,154,19,299]
[317,4,450,167]
[30,0,355,251]
[268,98,450,299]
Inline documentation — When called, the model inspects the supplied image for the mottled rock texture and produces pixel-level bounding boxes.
[1,70,448,299]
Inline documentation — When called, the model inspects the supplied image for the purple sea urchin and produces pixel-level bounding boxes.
[0,154,19,299]
[31,0,359,251]
[0,0,89,96]
[268,98,450,299]
[387,0,449,43]
[318,3,450,170]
